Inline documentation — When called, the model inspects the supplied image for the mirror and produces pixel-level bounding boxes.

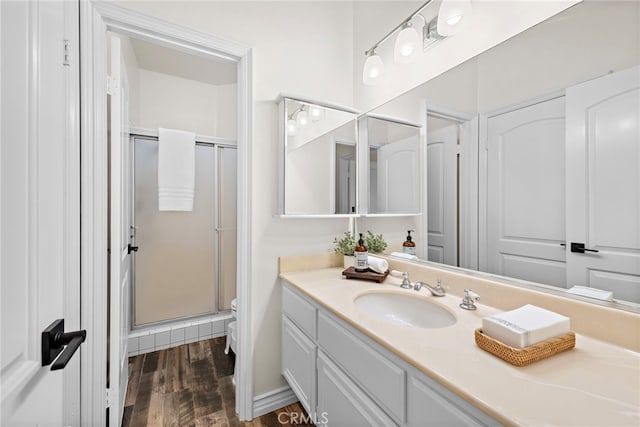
[361,115,421,215]
[369,1,640,307]
[279,97,358,215]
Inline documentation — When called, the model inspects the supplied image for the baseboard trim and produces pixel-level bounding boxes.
[252,386,298,418]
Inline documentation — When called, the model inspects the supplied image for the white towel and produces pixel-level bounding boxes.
[482,305,570,349]
[368,256,389,274]
[158,128,196,211]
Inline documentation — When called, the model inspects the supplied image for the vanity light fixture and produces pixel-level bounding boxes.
[362,0,473,86]
[363,50,385,86]
[308,105,325,122]
[394,20,421,64]
[287,103,326,136]
[437,0,473,36]
[286,116,297,136]
[296,107,309,128]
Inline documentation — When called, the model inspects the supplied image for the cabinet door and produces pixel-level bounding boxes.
[317,351,396,427]
[407,376,497,427]
[282,316,316,414]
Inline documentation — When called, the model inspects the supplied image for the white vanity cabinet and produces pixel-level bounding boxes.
[281,281,498,426]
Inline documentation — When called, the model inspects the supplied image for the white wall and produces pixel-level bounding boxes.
[116,1,355,397]
[137,69,236,138]
[215,83,237,140]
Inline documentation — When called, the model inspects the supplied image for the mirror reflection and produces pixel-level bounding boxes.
[363,116,421,214]
[282,98,357,215]
[372,1,640,305]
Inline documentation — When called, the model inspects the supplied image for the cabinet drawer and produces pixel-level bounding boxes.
[317,311,405,422]
[407,375,499,427]
[282,316,316,414]
[282,284,316,339]
[317,351,396,427]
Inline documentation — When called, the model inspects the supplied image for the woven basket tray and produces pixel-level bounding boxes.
[475,328,576,367]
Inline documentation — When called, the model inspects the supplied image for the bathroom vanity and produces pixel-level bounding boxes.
[280,255,640,426]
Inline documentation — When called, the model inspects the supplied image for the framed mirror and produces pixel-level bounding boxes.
[370,1,640,309]
[278,96,359,216]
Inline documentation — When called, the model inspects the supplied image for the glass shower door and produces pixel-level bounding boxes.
[216,147,237,312]
[133,138,216,326]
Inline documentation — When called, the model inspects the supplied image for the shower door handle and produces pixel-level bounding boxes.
[128,243,139,254]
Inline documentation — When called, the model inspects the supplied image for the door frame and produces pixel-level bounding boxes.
[79,2,254,423]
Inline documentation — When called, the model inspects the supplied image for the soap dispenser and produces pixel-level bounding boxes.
[355,233,369,272]
[403,230,416,256]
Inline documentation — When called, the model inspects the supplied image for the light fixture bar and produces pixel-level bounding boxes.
[364,0,434,56]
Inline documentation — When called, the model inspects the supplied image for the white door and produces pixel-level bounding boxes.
[108,35,130,426]
[566,66,640,303]
[1,1,81,424]
[427,125,458,265]
[377,136,420,213]
[484,96,567,287]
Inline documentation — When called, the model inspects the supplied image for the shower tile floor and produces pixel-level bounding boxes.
[122,337,310,426]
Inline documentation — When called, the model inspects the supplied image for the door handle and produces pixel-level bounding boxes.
[128,243,139,254]
[42,319,86,371]
[570,242,599,254]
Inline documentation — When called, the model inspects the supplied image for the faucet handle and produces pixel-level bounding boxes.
[400,272,412,289]
[460,289,480,310]
[464,289,480,300]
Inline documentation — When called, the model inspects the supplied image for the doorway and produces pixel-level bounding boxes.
[80,3,253,425]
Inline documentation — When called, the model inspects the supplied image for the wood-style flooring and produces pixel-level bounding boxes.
[122,337,311,427]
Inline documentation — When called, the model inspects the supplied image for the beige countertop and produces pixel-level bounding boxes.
[280,267,640,427]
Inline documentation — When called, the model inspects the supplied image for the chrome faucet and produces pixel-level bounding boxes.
[413,279,445,297]
[400,272,412,289]
[460,289,480,310]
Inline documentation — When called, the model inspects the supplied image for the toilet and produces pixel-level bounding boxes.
[225,298,237,355]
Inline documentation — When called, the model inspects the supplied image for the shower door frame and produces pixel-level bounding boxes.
[80,2,254,423]
[129,131,237,329]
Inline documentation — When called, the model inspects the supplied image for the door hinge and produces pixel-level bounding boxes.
[63,40,71,66]
[106,75,118,95]
[106,388,114,408]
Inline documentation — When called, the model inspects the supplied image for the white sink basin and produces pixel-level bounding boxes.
[354,292,456,329]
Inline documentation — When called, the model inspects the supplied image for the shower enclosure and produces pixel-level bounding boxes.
[131,134,237,327]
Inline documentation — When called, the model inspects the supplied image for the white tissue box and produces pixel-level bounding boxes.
[482,305,570,349]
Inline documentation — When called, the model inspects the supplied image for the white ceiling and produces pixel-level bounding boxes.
[130,37,237,86]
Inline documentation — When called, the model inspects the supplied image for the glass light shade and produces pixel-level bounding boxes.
[394,24,420,64]
[437,0,472,36]
[362,53,385,86]
[296,110,309,127]
[287,118,297,136]
[309,105,325,122]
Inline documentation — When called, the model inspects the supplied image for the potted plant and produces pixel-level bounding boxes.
[334,231,356,268]
[365,231,388,254]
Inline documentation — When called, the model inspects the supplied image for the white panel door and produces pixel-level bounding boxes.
[377,136,420,213]
[108,35,129,427]
[1,1,80,424]
[427,125,458,265]
[485,97,567,287]
[566,66,640,303]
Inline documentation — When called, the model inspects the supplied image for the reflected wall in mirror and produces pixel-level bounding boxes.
[279,97,358,215]
[361,115,421,215]
[370,1,640,306]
